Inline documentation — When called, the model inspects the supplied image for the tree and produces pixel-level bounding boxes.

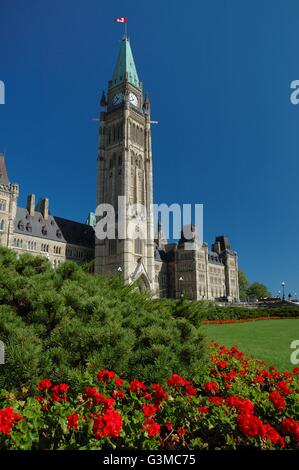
[238,270,249,301]
[246,282,270,300]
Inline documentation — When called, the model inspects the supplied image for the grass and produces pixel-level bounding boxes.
[203,319,299,372]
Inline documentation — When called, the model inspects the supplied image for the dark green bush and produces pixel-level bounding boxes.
[0,247,206,390]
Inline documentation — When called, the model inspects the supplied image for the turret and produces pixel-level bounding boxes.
[143,95,151,115]
[100,91,107,108]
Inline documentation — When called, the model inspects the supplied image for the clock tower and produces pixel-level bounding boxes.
[95,35,155,291]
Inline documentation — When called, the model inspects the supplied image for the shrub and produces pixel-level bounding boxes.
[0,247,206,390]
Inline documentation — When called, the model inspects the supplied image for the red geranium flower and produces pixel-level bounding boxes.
[185,385,197,397]
[167,374,188,387]
[204,381,219,395]
[142,418,160,437]
[237,412,264,438]
[97,370,115,382]
[115,377,124,387]
[151,384,168,404]
[85,386,101,400]
[262,423,285,447]
[51,384,68,402]
[112,389,125,400]
[254,375,264,383]
[0,407,23,437]
[58,383,68,393]
[165,421,173,431]
[93,409,122,438]
[37,379,52,391]
[67,413,79,430]
[141,404,157,417]
[280,418,299,442]
[208,396,224,405]
[216,361,228,369]
[269,391,286,412]
[84,387,115,409]
[144,392,153,400]
[129,379,147,393]
[276,381,293,396]
[225,396,254,414]
[177,426,186,436]
[198,406,209,414]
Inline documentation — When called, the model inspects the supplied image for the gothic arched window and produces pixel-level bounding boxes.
[108,239,117,255]
[0,219,4,231]
[134,238,143,255]
[133,123,136,142]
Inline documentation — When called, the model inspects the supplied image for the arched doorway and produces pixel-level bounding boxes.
[129,259,152,292]
[136,273,151,292]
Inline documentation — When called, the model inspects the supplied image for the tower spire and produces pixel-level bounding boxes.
[0,153,9,185]
[111,36,140,89]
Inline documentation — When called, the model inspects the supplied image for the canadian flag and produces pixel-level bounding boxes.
[115,17,128,23]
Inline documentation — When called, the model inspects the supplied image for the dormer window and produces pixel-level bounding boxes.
[56,229,62,239]
[26,223,32,233]
[18,221,24,231]
[41,226,47,236]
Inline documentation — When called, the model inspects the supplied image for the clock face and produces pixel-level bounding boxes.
[112,92,124,106]
[129,92,138,107]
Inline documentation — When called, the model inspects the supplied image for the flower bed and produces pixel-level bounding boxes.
[203,316,299,324]
[0,342,298,450]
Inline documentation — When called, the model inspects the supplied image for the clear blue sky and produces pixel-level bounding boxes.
[1,0,299,295]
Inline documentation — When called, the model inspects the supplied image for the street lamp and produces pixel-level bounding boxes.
[179,276,184,298]
[117,266,122,278]
[281,282,285,302]
[223,283,226,301]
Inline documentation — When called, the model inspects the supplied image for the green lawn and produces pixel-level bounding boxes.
[203,319,299,372]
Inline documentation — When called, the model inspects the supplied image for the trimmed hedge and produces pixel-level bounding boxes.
[171,299,299,323]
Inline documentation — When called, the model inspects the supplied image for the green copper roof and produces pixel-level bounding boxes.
[85,211,96,228]
[111,36,140,89]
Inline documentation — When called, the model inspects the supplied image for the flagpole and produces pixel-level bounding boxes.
[125,21,127,38]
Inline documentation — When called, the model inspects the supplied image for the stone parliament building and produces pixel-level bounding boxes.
[0,35,239,302]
